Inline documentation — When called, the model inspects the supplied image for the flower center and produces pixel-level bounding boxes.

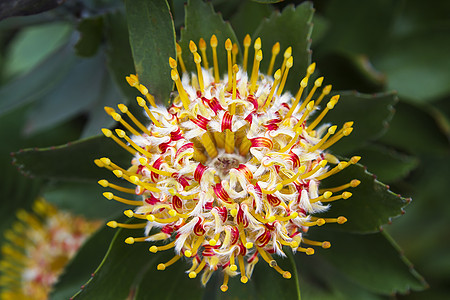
[208,150,246,179]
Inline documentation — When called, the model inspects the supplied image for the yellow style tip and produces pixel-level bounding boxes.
[323,191,333,199]
[107,221,118,228]
[98,179,108,187]
[314,77,324,87]
[254,37,261,49]
[323,84,332,94]
[284,46,292,58]
[273,69,282,80]
[115,129,126,138]
[100,157,111,165]
[171,69,180,81]
[104,106,114,114]
[138,157,148,165]
[306,100,315,111]
[337,216,347,224]
[286,56,294,68]
[342,192,352,199]
[300,76,308,87]
[113,169,123,178]
[194,52,201,64]
[350,156,361,164]
[199,38,206,50]
[118,104,128,113]
[225,38,232,50]
[328,125,337,134]
[230,208,238,217]
[103,192,114,200]
[256,49,263,61]
[316,219,325,226]
[272,42,280,54]
[243,34,251,46]
[136,96,146,107]
[101,128,112,137]
[210,34,218,47]
[232,43,238,55]
[138,84,148,95]
[124,209,134,218]
[169,57,177,69]
[350,179,361,187]
[189,40,197,53]
[307,62,316,74]
[343,128,354,136]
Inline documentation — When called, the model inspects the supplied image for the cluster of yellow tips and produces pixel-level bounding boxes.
[98,33,360,291]
[0,198,100,300]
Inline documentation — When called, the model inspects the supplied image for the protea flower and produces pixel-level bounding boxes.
[0,198,100,299]
[97,34,360,291]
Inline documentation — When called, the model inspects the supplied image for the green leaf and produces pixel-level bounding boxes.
[374,28,450,103]
[307,230,426,295]
[180,0,241,75]
[296,255,385,300]
[319,160,409,233]
[3,22,72,77]
[24,52,106,135]
[323,91,397,155]
[230,0,273,44]
[125,0,176,105]
[379,100,450,155]
[12,135,131,182]
[251,0,282,3]
[73,221,192,299]
[0,0,62,20]
[355,144,419,183]
[103,11,136,101]
[42,181,129,219]
[75,16,104,57]
[318,0,397,57]
[253,2,314,94]
[50,222,118,300]
[80,73,124,139]
[133,252,204,300]
[0,44,75,117]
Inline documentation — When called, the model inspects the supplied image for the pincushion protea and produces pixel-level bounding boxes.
[96,34,361,291]
[0,199,100,299]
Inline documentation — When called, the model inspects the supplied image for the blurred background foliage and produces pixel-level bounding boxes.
[0,0,449,299]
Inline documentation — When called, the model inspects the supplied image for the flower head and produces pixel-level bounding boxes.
[98,34,361,291]
[0,198,100,299]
